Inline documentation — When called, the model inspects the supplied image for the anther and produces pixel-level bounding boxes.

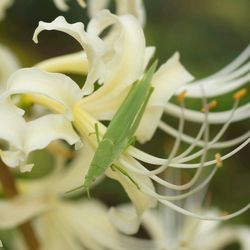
[201,100,217,112]
[215,153,222,168]
[233,88,247,101]
[177,90,187,104]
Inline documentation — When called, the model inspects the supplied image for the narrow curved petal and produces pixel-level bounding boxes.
[53,0,70,11]
[136,53,194,143]
[86,10,146,101]
[33,16,105,95]
[116,0,146,26]
[0,104,25,149]
[53,0,86,11]
[0,151,24,168]
[79,46,154,121]
[88,0,146,26]
[106,156,157,234]
[88,0,109,18]
[77,0,86,8]
[0,195,49,229]
[0,44,19,93]
[24,114,80,155]
[35,51,88,75]
[55,144,98,194]
[4,68,82,119]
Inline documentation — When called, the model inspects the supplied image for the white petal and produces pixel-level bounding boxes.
[0,195,49,229]
[195,226,250,250]
[33,16,105,95]
[0,44,19,93]
[106,156,157,234]
[88,0,146,26]
[53,0,70,11]
[136,53,194,143]
[0,150,23,168]
[76,0,86,8]
[55,144,95,194]
[0,104,25,149]
[108,204,142,235]
[116,0,146,26]
[88,0,109,18]
[79,47,155,122]
[4,68,82,119]
[24,114,80,157]
[35,51,88,75]
[87,10,146,98]
[144,47,156,70]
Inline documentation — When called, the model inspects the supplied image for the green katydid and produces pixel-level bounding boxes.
[83,61,157,194]
[69,62,157,196]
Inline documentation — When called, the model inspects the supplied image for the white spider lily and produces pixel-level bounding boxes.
[118,206,250,250]
[0,12,195,234]
[88,0,145,26]
[53,0,86,11]
[0,147,129,250]
[2,11,249,233]
[0,0,13,20]
[0,46,80,172]
[118,180,250,250]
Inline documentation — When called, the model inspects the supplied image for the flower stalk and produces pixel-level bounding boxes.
[0,160,40,250]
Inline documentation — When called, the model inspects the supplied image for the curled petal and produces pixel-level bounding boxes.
[86,10,146,99]
[116,0,146,26]
[106,156,157,234]
[79,46,155,121]
[136,52,194,143]
[33,16,105,95]
[4,68,82,119]
[53,0,70,11]
[24,114,80,156]
[53,0,86,11]
[0,106,80,170]
[88,0,146,26]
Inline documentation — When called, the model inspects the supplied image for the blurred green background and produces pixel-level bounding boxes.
[0,0,249,249]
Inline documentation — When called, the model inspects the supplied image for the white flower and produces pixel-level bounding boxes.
[0,0,13,20]
[0,12,194,233]
[2,11,249,234]
[118,199,250,250]
[0,146,130,250]
[0,46,80,172]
